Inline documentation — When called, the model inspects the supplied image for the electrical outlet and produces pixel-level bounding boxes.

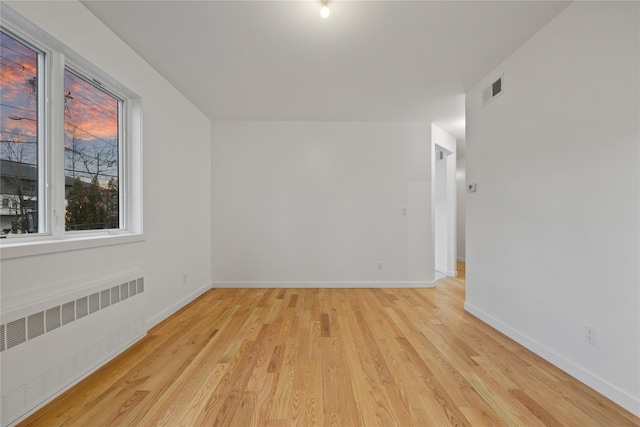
[585,325,596,345]
[378,262,383,270]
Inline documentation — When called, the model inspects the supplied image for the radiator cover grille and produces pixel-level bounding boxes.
[0,276,145,427]
[1,277,144,353]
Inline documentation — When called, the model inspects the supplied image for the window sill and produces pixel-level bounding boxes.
[0,232,144,260]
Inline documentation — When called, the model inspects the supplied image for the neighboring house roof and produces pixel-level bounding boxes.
[0,159,84,196]
[0,158,37,181]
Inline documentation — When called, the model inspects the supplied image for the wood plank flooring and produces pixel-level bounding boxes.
[19,263,639,426]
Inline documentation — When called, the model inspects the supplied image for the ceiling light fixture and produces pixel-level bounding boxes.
[320,1,330,18]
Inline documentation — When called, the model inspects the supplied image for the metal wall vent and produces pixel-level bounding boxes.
[120,283,129,300]
[89,293,100,314]
[100,290,111,309]
[76,297,88,319]
[46,306,61,332]
[62,302,76,326]
[0,276,144,354]
[483,75,504,106]
[27,312,45,340]
[7,318,26,349]
[111,286,120,304]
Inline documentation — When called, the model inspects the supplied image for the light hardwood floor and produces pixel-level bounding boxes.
[19,263,639,426]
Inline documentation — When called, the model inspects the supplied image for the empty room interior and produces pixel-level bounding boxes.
[0,1,638,426]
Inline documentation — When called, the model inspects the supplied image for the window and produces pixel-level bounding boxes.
[0,30,41,235]
[0,8,141,253]
[63,68,120,231]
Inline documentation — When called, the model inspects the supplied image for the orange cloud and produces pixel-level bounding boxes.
[1,65,37,101]
[2,33,118,145]
[1,57,38,136]
[64,73,118,141]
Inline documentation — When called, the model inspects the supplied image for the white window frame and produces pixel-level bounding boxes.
[0,7,143,260]
[62,63,125,234]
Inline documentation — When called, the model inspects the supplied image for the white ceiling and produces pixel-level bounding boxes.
[83,0,570,150]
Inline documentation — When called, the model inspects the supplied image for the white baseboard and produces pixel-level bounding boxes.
[464,302,640,417]
[457,256,466,262]
[446,270,458,277]
[146,282,211,329]
[212,281,437,289]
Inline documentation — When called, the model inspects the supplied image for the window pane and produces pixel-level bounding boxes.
[64,68,119,231]
[0,31,40,234]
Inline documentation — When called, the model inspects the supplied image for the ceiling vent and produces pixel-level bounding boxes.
[483,75,503,106]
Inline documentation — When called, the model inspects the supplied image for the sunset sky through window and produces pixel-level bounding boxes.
[1,30,38,165]
[64,68,119,184]
[1,30,119,185]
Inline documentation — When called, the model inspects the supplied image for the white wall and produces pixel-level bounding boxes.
[456,156,465,261]
[212,121,434,286]
[465,1,639,416]
[0,1,211,423]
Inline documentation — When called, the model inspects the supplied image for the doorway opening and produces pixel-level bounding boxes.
[434,145,457,277]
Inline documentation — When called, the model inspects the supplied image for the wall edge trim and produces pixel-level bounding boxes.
[212,281,437,289]
[146,283,211,330]
[464,301,640,417]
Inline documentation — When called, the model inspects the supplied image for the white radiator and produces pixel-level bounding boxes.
[0,273,147,427]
